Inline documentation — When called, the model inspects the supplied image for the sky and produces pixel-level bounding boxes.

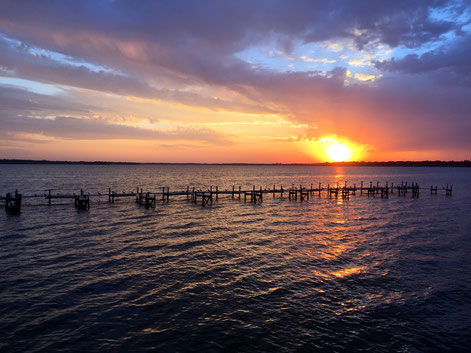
[0,0,470,163]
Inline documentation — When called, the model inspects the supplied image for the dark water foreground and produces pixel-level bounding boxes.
[1,165,470,352]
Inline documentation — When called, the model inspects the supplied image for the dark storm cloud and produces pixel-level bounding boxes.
[375,34,471,86]
[0,0,467,91]
[0,0,461,49]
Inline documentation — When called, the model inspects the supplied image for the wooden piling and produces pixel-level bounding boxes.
[5,190,22,215]
[74,192,89,210]
[446,184,452,196]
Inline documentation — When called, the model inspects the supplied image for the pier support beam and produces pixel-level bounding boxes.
[5,190,22,215]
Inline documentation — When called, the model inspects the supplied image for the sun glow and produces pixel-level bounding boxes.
[314,137,358,162]
[328,143,351,162]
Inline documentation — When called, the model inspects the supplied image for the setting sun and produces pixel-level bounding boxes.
[310,137,357,162]
[328,143,351,162]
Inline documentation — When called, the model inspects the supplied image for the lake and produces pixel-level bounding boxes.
[0,165,470,352]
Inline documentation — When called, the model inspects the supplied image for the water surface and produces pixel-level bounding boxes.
[1,165,470,352]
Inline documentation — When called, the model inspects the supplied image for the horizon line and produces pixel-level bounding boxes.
[1,159,471,167]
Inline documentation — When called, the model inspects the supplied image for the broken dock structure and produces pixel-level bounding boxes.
[1,180,453,214]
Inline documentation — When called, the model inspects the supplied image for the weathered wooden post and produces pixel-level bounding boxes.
[360,181,363,195]
[5,190,22,215]
[216,186,219,201]
[48,189,52,205]
[232,185,235,199]
[446,184,452,196]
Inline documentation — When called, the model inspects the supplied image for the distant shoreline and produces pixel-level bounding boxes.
[1,159,470,167]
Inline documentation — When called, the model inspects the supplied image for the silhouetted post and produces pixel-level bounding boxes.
[5,191,22,215]
[360,181,363,195]
[281,185,284,198]
[446,184,452,196]
[273,185,276,198]
[216,186,219,201]
[232,185,235,198]
[239,186,241,199]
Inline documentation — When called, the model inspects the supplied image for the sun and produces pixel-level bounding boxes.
[306,136,361,162]
[327,143,352,162]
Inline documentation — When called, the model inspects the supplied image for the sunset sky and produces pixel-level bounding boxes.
[0,0,470,163]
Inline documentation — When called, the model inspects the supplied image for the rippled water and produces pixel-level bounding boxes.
[1,165,470,352]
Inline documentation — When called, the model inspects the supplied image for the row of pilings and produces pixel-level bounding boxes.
[2,182,453,213]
